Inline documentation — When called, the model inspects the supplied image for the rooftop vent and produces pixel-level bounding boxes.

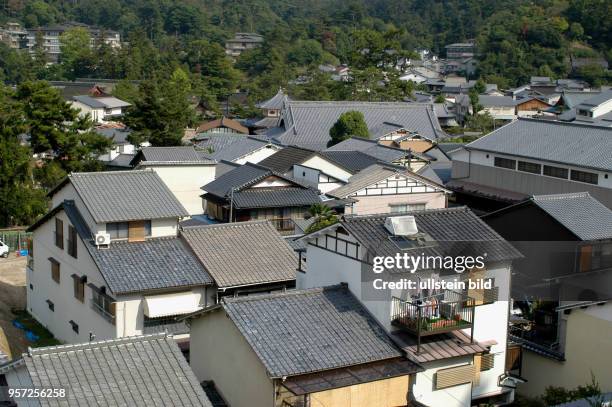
[384,215,418,236]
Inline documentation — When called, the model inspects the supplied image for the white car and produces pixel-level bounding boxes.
[0,240,9,258]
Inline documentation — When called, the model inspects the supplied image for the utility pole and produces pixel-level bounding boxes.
[229,188,234,223]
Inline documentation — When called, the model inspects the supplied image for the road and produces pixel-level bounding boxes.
[0,254,28,359]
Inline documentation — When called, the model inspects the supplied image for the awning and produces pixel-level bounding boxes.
[144,292,203,318]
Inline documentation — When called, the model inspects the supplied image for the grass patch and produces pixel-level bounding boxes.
[11,309,61,348]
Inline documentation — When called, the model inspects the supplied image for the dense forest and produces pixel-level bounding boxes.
[0,0,610,227]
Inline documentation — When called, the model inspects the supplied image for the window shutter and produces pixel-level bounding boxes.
[55,218,64,249]
[436,365,475,389]
[50,258,60,283]
[128,221,146,242]
[481,353,495,371]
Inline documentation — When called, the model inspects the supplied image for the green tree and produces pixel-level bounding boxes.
[60,27,94,79]
[0,85,47,227]
[328,110,369,147]
[124,68,194,146]
[305,204,339,233]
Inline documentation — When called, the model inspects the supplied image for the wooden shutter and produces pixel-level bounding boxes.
[50,258,60,283]
[435,365,475,389]
[580,245,592,272]
[128,220,146,242]
[55,218,64,249]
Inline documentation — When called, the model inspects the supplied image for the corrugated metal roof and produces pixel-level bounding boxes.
[532,192,612,240]
[67,170,189,223]
[223,284,402,378]
[181,220,297,288]
[5,334,212,406]
[465,118,612,171]
[391,330,488,363]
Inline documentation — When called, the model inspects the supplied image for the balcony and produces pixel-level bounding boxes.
[391,291,475,352]
[91,299,116,324]
[268,218,297,235]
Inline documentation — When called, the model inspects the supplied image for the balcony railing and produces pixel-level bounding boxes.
[91,299,116,324]
[391,290,475,352]
[143,317,189,335]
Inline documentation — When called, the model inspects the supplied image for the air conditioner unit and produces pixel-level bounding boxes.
[95,232,111,247]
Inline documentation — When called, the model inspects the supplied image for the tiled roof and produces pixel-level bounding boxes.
[86,237,213,294]
[319,150,382,172]
[258,146,316,173]
[94,127,132,145]
[257,89,288,110]
[464,118,612,172]
[181,220,297,288]
[531,192,612,240]
[327,164,448,199]
[576,89,612,109]
[0,334,212,406]
[196,117,248,134]
[222,284,402,378]
[209,137,279,162]
[478,95,517,107]
[73,95,130,109]
[232,187,320,209]
[133,146,214,166]
[416,162,453,185]
[107,153,135,168]
[276,101,445,150]
[51,170,189,223]
[194,133,246,151]
[325,137,409,163]
[560,91,601,109]
[340,207,522,268]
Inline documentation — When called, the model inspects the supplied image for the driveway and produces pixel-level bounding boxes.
[0,253,28,359]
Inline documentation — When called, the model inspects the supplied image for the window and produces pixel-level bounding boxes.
[55,218,64,249]
[389,203,427,213]
[517,161,541,174]
[106,222,128,239]
[69,320,79,334]
[543,165,568,179]
[493,157,516,170]
[29,283,33,290]
[67,225,77,258]
[570,169,598,185]
[46,299,54,312]
[72,274,86,302]
[50,258,60,283]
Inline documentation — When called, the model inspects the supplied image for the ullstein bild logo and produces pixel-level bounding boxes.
[372,253,487,274]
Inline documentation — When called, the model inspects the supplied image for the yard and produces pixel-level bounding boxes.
[0,253,58,359]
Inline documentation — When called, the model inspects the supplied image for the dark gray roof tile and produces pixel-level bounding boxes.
[223,284,402,377]
[181,220,297,288]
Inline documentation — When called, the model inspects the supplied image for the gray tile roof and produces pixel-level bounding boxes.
[576,89,612,109]
[560,91,601,109]
[194,133,246,151]
[86,237,213,294]
[133,146,215,166]
[327,164,448,199]
[464,118,612,172]
[73,95,131,109]
[58,170,189,223]
[107,153,135,168]
[94,127,132,145]
[3,334,212,406]
[325,137,409,163]
[209,137,279,162]
[319,150,382,172]
[181,221,297,288]
[478,95,517,107]
[416,162,452,185]
[256,89,288,110]
[276,101,445,150]
[222,284,402,378]
[232,187,321,209]
[340,207,522,268]
[531,192,612,240]
[258,146,316,173]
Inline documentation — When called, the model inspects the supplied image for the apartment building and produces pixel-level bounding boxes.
[295,208,523,406]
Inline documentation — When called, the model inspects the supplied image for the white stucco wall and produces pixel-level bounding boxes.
[346,192,447,215]
[301,156,353,182]
[144,165,216,215]
[190,309,275,407]
[412,358,474,407]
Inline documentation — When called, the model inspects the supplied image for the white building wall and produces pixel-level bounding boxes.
[50,184,99,234]
[27,210,116,344]
[346,192,447,215]
[301,156,353,182]
[144,165,216,215]
[412,358,473,407]
[234,146,280,164]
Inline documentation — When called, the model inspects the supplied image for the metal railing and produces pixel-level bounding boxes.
[143,319,189,335]
[90,299,116,324]
[391,290,475,352]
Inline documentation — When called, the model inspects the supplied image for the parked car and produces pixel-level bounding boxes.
[0,240,9,257]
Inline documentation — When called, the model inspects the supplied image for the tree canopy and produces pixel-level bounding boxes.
[328,110,369,147]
